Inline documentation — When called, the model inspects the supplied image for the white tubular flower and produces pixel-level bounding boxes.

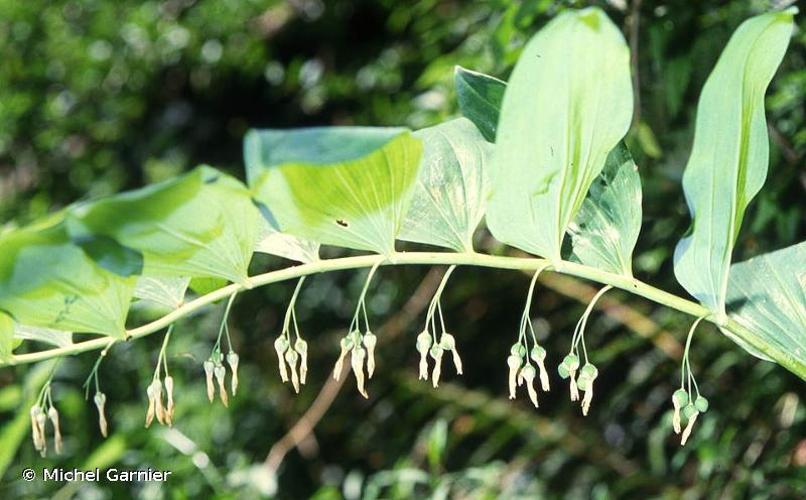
[295,339,309,385]
[530,345,550,391]
[164,376,175,426]
[274,337,290,383]
[214,364,228,407]
[145,381,157,428]
[520,365,539,408]
[430,345,444,388]
[440,333,462,375]
[285,349,300,393]
[561,354,580,401]
[30,405,44,451]
[363,331,377,379]
[351,347,368,398]
[153,379,165,425]
[48,406,63,454]
[203,360,215,402]
[577,364,599,416]
[334,336,355,381]
[671,388,688,434]
[507,355,522,400]
[94,392,109,438]
[680,405,699,446]
[227,352,240,396]
[416,331,432,381]
[35,410,48,456]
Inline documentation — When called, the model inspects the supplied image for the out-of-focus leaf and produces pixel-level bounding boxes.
[188,277,229,296]
[723,241,805,372]
[68,166,258,285]
[399,118,492,252]
[245,127,422,256]
[73,234,143,277]
[568,142,642,276]
[254,209,320,263]
[674,9,796,315]
[487,7,633,262]
[133,276,190,309]
[14,324,72,348]
[0,312,13,363]
[0,223,134,338]
[454,66,506,141]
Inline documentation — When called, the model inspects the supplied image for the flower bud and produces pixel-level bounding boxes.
[295,339,309,385]
[227,352,240,396]
[531,345,550,391]
[680,404,699,446]
[203,360,215,402]
[333,336,354,381]
[274,337,290,382]
[430,345,444,388]
[363,332,377,379]
[671,388,688,434]
[48,406,63,454]
[30,405,44,451]
[440,333,463,375]
[164,376,175,426]
[520,365,539,408]
[694,395,709,413]
[214,365,228,407]
[35,410,48,456]
[94,392,109,438]
[351,347,368,398]
[510,343,527,358]
[285,349,300,393]
[507,354,522,399]
[416,331,432,381]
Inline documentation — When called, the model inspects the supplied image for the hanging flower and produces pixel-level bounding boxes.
[363,331,377,378]
[203,360,215,402]
[416,331,432,381]
[576,363,599,416]
[530,345,550,391]
[47,406,63,454]
[351,346,368,398]
[440,333,463,375]
[334,334,356,381]
[214,364,228,407]
[273,337,290,383]
[671,388,688,434]
[164,376,175,426]
[226,352,240,396]
[519,365,539,408]
[94,392,109,438]
[430,344,444,388]
[285,349,300,393]
[295,339,309,384]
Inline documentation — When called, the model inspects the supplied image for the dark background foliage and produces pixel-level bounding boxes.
[1,0,804,498]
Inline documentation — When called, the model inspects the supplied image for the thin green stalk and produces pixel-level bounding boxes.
[5,252,802,380]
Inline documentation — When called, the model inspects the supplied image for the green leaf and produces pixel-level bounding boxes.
[568,142,642,276]
[399,118,493,252]
[487,7,633,262]
[133,276,190,309]
[0,222,134,337]
[73,234,143,277]
[723,241,805,368]
[673,9,796,315]
[188,277,229,296]
[254,206,320,263]
[14,324,72,348]
[0,312,13,363]
[69,166,258,285]
[245,127,422,255]
[454,66,506,141]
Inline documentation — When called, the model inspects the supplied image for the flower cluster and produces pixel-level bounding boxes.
[145,375,176,427]
[416,330,462,388]
[203,351,239,407]
[333,330,378,397]
[274,336,308,393]
[507,343,550,407]
[671,317,709,445]
[29,382,62,456]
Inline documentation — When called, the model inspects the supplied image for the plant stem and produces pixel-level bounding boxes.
[7,252,804,380]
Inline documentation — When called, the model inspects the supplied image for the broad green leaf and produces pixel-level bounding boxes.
[189,277,228,296]
[455,66,506,141]
[134,276,190,309]
[14,324,73,348]
[723,241,805,368]
[673,9,795,315]
[0,222,134,337]
[69,166,259,285]
[398,118,493,252]
[568,142,642,276]
[254,209,320,263]
[245,127,422,256]
[487,8,633,262]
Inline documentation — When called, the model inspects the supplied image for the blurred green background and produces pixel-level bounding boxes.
[1,0,804,498]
